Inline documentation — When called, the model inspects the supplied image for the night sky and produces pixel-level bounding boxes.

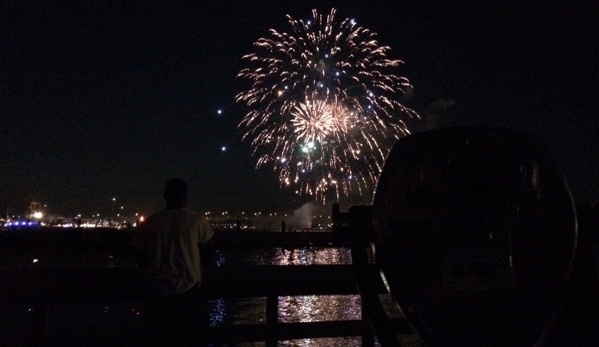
[2,0,597,218]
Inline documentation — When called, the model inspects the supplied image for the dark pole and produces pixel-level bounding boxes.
[333,204,403,347]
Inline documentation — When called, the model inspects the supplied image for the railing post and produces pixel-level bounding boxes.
[346,205,403,347]
[266,294,278,347]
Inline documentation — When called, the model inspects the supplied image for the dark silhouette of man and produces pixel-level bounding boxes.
[133,178,214,346]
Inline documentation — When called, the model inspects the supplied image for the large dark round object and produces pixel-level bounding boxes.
[372,127,577,346]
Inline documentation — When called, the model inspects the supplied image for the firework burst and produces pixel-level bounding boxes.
[236,8,418,202]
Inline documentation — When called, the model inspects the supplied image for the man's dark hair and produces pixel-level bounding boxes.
[163,178,188,200]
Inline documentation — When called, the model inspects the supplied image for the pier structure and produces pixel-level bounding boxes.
[0,228,416,346]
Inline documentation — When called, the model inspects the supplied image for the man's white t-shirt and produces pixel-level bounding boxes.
[133,208,214,295]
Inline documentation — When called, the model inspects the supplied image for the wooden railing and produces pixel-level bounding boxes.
[0,229,415,346]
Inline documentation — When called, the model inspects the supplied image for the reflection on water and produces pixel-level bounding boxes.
[4,246,388,347]
[211,247,356,327]
[279,337,362,347]
[274,247,353,266]
[2,245,353,269]
[208,247,367,347]
[215,246,353,266]
[279,295,361,323]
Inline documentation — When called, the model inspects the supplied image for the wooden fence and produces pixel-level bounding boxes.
[0,229,415,346]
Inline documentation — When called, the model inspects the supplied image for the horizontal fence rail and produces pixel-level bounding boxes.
[0,229,414,346]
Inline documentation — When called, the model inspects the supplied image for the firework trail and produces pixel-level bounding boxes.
[236,8,418,202]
